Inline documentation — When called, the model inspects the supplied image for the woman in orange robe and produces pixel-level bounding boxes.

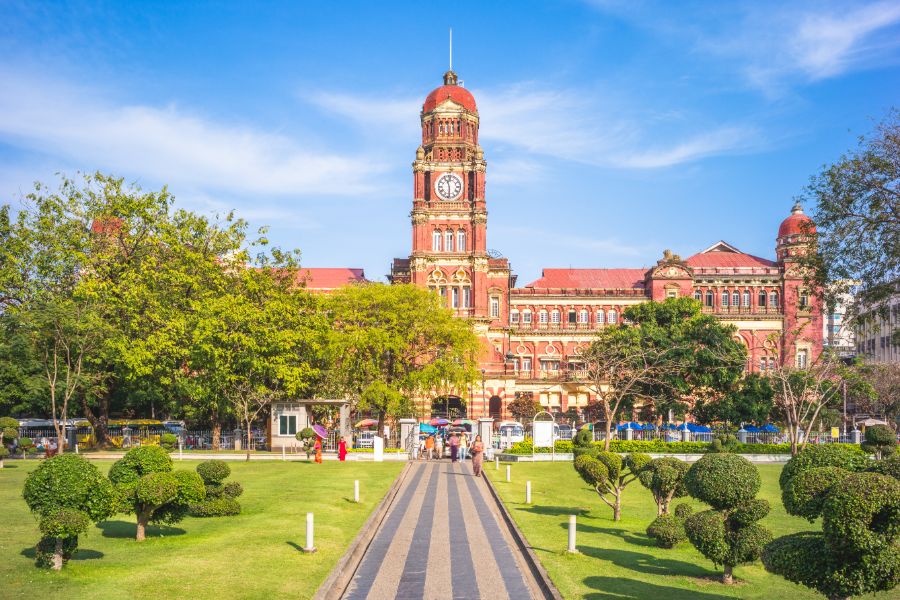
[314,438,322,463]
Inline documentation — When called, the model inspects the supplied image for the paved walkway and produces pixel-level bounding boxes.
[342,461,542,600]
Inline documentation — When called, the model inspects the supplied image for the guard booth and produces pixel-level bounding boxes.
[268,399,351,452]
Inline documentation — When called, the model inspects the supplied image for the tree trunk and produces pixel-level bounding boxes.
[613,502,621,521]
[136,512,149,541]
[722,564,733,584]
[52,537,63,571]
[211,419,221,451]
[246,423,252,462]
[82,392,113,448]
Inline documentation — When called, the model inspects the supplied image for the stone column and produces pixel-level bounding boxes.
[339,404,351,439]
[479,418,494,457]
[399,418,418,451]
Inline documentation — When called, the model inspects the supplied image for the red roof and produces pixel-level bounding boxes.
[525,269,646,289]
[685,252,775,268]
[423,85,477,113]
[298,268,367,289]
[778,204,815,238]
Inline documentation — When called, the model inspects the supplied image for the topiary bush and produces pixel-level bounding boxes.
[18,437,35,458]
[646,514,686,548]
[109,446,205,541]
[159,433,178,451]
[779,443,869,520]
[779,443,868,491]
[638,457,689,515]
[190,459,243,518]
[683,453,772,584]
[763,472,900,599]
[781,466,850,522]
[674,502,693,519]
[296,427,317,459]
[0,416,19,445]
[22,454,117,569]
[869,455,900,480]
[862,424,897,459]
[573,451,646,521]
[709,433,739,453]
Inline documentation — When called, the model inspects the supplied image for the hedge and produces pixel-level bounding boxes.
[504,439,796,455]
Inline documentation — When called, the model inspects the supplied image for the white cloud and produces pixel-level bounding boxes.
[0,69,391,197]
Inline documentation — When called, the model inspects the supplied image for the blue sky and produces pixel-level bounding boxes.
[1,1,899,284]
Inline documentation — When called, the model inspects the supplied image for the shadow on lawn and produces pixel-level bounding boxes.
[20,547,104,560]
[582,576,730,600]
[96,520,186,539]
[580,547,719,580]
[563,522,656,548]
[520,504,591,517]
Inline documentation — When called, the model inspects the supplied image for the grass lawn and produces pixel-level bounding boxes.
[486,461,894,600]
[0,459,403,599]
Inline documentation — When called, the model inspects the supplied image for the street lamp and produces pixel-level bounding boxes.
[481,368,486,418]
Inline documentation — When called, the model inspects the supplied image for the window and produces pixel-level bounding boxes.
[522,357,532,373]
[462,286,471,308]
[510,310,520,324]
[732,292,740,307]
[540,359,560,371]
[444,230,454,252]
[796,349,808,369]
[799,291,809,308]
[705,291,714,307]
[759,358,767,371]
[722,291,730,307]
[568,310,577,323]
[522,310,532,324]
[607,310,618,324]
[456,229,466,252]
[596,310,605,324]
[769,292,778,308]
[694,290,702,301]
[579,309,589,323]
[758,290,767,307]
[742,291,750,307]
[551,310,561,323]
[768,357,776,371]
[452,287,459,308]
[432,230,441,251]
[490,297,500,318]
[539,310,548,323]
[278,415,297,436]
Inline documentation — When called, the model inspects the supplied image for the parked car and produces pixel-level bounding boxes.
[356,431,375,448]
[497,421,525,449]
[557,424,574,441]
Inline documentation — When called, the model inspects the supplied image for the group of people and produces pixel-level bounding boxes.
[420,431,485,476]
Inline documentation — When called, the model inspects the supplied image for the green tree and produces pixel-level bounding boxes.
[800,109,899,341]
[506,393,541,421]
[692,373,774,427]
[108,446,205,541]
[574,452,650,521]
[325,284,479,428]
[638,456,689,515]
[862,424,896,459]
[683,453,772,584]
[22,454,117,569]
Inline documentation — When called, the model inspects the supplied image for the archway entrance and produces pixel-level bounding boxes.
[489,395,502,421]
[432,395,466,419]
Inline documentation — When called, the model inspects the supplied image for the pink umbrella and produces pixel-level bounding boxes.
[355,418,378,428]
[430,418,450,427]
[312,424,328,439]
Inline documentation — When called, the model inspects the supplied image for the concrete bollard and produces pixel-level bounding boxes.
[567,514,578,553]
[354,480,360,503]
[506,465,511,483]
[282,446,286,461]
[75,443,79,454]
[495,456,499,470]
[303,513,317,553]
[526,481,531,504]
[179,442,183,461]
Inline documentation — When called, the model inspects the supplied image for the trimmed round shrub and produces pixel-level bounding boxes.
[624,452,651,474]
[196,460,230,485]
[646,514,686,548]
[0,445,9,462]
[39,508,91,539]
[782,466,850,521]
[639,457,689,513]
[135,472,179,508]
[822,472,900,554]
[730,499,771,527]
[596,451,623,481]
[685,453,760,510]
[190,497,241,517]
[779,444,868,490]
[573,427,593,447]
[574,454,607,488]
[23,454,118,521]
[862,425,897,459]
[709,434,738,453]
[205,483,225,498]
[18,437,34,453]
[108,445,173,485]
[35,535,79,569]
[159,433,178,451]
[296,427,316,442]
[223,481,243,499]
[674,502,693,519]
[685,510,728,565]
[869,456,900,480]
[728,522,773,564]
[0,416,18,443]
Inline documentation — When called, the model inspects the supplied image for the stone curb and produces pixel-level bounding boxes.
[498,452,793,464]
[482,471,564,600]
[313,461,413,600]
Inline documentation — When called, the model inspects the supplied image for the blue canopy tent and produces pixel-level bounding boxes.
[761,424,780,433]
[419,423,438,434]
[744,425,760,433]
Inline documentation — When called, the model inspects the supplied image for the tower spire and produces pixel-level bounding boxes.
[449,28,453,71]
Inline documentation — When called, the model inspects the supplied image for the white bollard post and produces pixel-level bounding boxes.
[282,446,286,461]
[495,456,499,470]
[526,481,531,504]
[354,480,360,503]
[303,512,317,553]
[506,465,511,483]
[75,443,79,454]
[567,514,578,553]
[179,441,183,461]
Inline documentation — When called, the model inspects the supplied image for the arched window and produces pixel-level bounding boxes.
[579,309,589,323]
[694,290,702,302]
[462,286,471,308]
[742,291,751,307]
[732,292,740,307]
[758,290,767,307]
[607,310,618,324]
[721,291,730,306]
[597,310,605,324]
[705,291,714,307]
[444,230,454,252]
[539,310,548,324]
[551,310,561,323]
[456,229,466,252]
[432,230,441,251]
[451,287,459,308]
[769,292,778,308]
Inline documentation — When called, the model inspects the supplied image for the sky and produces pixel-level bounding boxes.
[1,0,899,284]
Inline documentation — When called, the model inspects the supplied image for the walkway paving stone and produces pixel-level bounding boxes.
[342,461,542,600]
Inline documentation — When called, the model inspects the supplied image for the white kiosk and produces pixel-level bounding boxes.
[531,410,556,461]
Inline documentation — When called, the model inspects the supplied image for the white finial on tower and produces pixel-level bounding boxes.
[449,28,453,71]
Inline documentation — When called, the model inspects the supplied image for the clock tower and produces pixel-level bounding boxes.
[391,69,512,358]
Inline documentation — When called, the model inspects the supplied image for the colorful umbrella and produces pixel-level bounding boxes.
[430,418,450,426]
[355,418,378,428]
[312,424,328,439]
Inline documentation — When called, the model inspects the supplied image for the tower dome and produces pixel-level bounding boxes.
[422,70,477,113]
[778,202,815,238]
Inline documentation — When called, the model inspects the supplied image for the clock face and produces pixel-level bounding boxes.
[434,173,463,200]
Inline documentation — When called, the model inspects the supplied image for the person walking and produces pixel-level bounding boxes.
[471,435,485,477]
[338,437,347,462]
[449,432,460,462]
[425,434,434,460]
[314,438,323,464]
[435,434,444,460]
[459,432,469,462]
